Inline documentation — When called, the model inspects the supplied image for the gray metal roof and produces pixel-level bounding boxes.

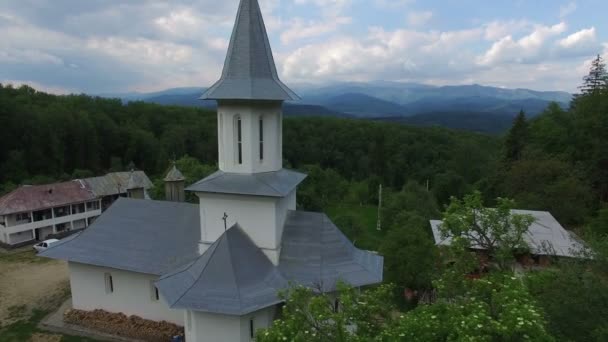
[186,169,307,197]
[201,0,298,101]
[156,224,288,315]
[39,198,200,275]
[83,171,153,197]
[429,210,588,258]
[164,165,185,182]
[279,211,384,292]
[40,199,383,315]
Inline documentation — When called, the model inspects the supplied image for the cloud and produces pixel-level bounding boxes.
[477,22,567,66]
[280,16,351,44]
[483,20,531,41]
[407,11,433,27]
[559,2,577,18]
[558,27,596,49]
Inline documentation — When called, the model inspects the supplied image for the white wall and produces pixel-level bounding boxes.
[217,101,282,174]
[198,193,279,250]
[68,262,183,325]
[9,230,33,244]
[186,306,276,342]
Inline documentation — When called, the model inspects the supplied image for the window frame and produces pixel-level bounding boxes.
[236,115,243,165]
[259,116,264,161]
[104,273,114,294]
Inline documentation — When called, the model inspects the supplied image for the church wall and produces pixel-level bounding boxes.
[274,189,296,250]
[198,193,279,250]
[186,306,276,342]
[68,262,183,325]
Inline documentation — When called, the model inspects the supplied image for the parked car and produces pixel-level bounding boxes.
[33,239,60,252]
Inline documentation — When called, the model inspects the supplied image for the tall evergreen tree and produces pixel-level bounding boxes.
[504,110,529,162]
[579,54,608,96]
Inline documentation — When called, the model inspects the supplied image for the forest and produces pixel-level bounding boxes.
[1,55,608,340]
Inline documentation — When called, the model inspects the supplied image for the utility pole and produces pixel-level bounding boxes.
[376,184,382,231]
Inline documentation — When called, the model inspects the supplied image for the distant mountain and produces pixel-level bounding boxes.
[137,91,350,118]
[319,93,408,117]
[100,82,572,133]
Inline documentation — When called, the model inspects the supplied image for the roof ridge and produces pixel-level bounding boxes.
[170,237,223,307]
[225,226,244,312]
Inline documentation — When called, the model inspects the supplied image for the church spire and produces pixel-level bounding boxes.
[201,0,298,101]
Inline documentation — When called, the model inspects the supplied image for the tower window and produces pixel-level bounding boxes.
[259,117,264,161]
[236,116,243,164]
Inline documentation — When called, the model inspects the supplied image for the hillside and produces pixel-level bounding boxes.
[101,82,570,133]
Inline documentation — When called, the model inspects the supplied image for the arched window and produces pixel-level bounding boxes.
[235,116,242,164]
[259,116,264,161]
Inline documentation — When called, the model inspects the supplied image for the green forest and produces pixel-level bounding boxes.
[1,55,608,340]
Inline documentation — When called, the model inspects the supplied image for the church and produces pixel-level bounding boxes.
[40,0,383,341]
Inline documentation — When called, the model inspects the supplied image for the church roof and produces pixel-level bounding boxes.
[164,165,185,182]
[39,198,201,275]
[156,224,287,315]
[201,0,298,101]
[279,211,384,292]
[40,200,383,315]
[186,169,306,197]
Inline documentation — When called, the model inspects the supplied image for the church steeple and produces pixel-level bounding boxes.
[201,0,298,101]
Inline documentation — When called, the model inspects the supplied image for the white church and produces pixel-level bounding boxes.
[40,0,383,341]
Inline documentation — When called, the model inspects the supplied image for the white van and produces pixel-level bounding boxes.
[33,239,60,252]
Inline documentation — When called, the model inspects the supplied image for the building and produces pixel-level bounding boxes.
[0,171,152,247]
[40,1,383,341]
[430,210,588,266]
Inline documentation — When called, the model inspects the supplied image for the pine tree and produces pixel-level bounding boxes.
[579,54,608,95]
[504,110,528,162]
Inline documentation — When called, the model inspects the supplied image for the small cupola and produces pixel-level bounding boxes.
[164,163,186,202]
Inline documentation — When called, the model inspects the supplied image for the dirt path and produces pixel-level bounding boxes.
[0,250,69,327]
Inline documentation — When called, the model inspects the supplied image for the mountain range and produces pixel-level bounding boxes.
[99,82,571,134]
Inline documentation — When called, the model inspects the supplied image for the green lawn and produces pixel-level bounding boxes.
[326,204,386,251]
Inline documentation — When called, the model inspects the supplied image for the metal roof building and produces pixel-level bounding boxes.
[429,210,587,258]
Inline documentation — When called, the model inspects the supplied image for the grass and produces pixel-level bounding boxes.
[0,249,53,265]
[326,204,386,251]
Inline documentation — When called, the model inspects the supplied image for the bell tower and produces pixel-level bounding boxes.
[189,0,305,264]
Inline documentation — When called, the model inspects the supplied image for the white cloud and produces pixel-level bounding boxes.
[483,20,531,41]
[558,27,596,49]
[407,11,433,27]
[280,16,351,44]
[477,22,567,66]
[293,0,351,17]
[559,2,577,18]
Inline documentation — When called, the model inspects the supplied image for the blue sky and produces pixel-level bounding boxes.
[0,0,606,94]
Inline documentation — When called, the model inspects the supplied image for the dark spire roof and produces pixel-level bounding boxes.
[164,164,185,182]
[201,0,299,101]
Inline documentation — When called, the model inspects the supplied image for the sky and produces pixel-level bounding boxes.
[0,0,606,94]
